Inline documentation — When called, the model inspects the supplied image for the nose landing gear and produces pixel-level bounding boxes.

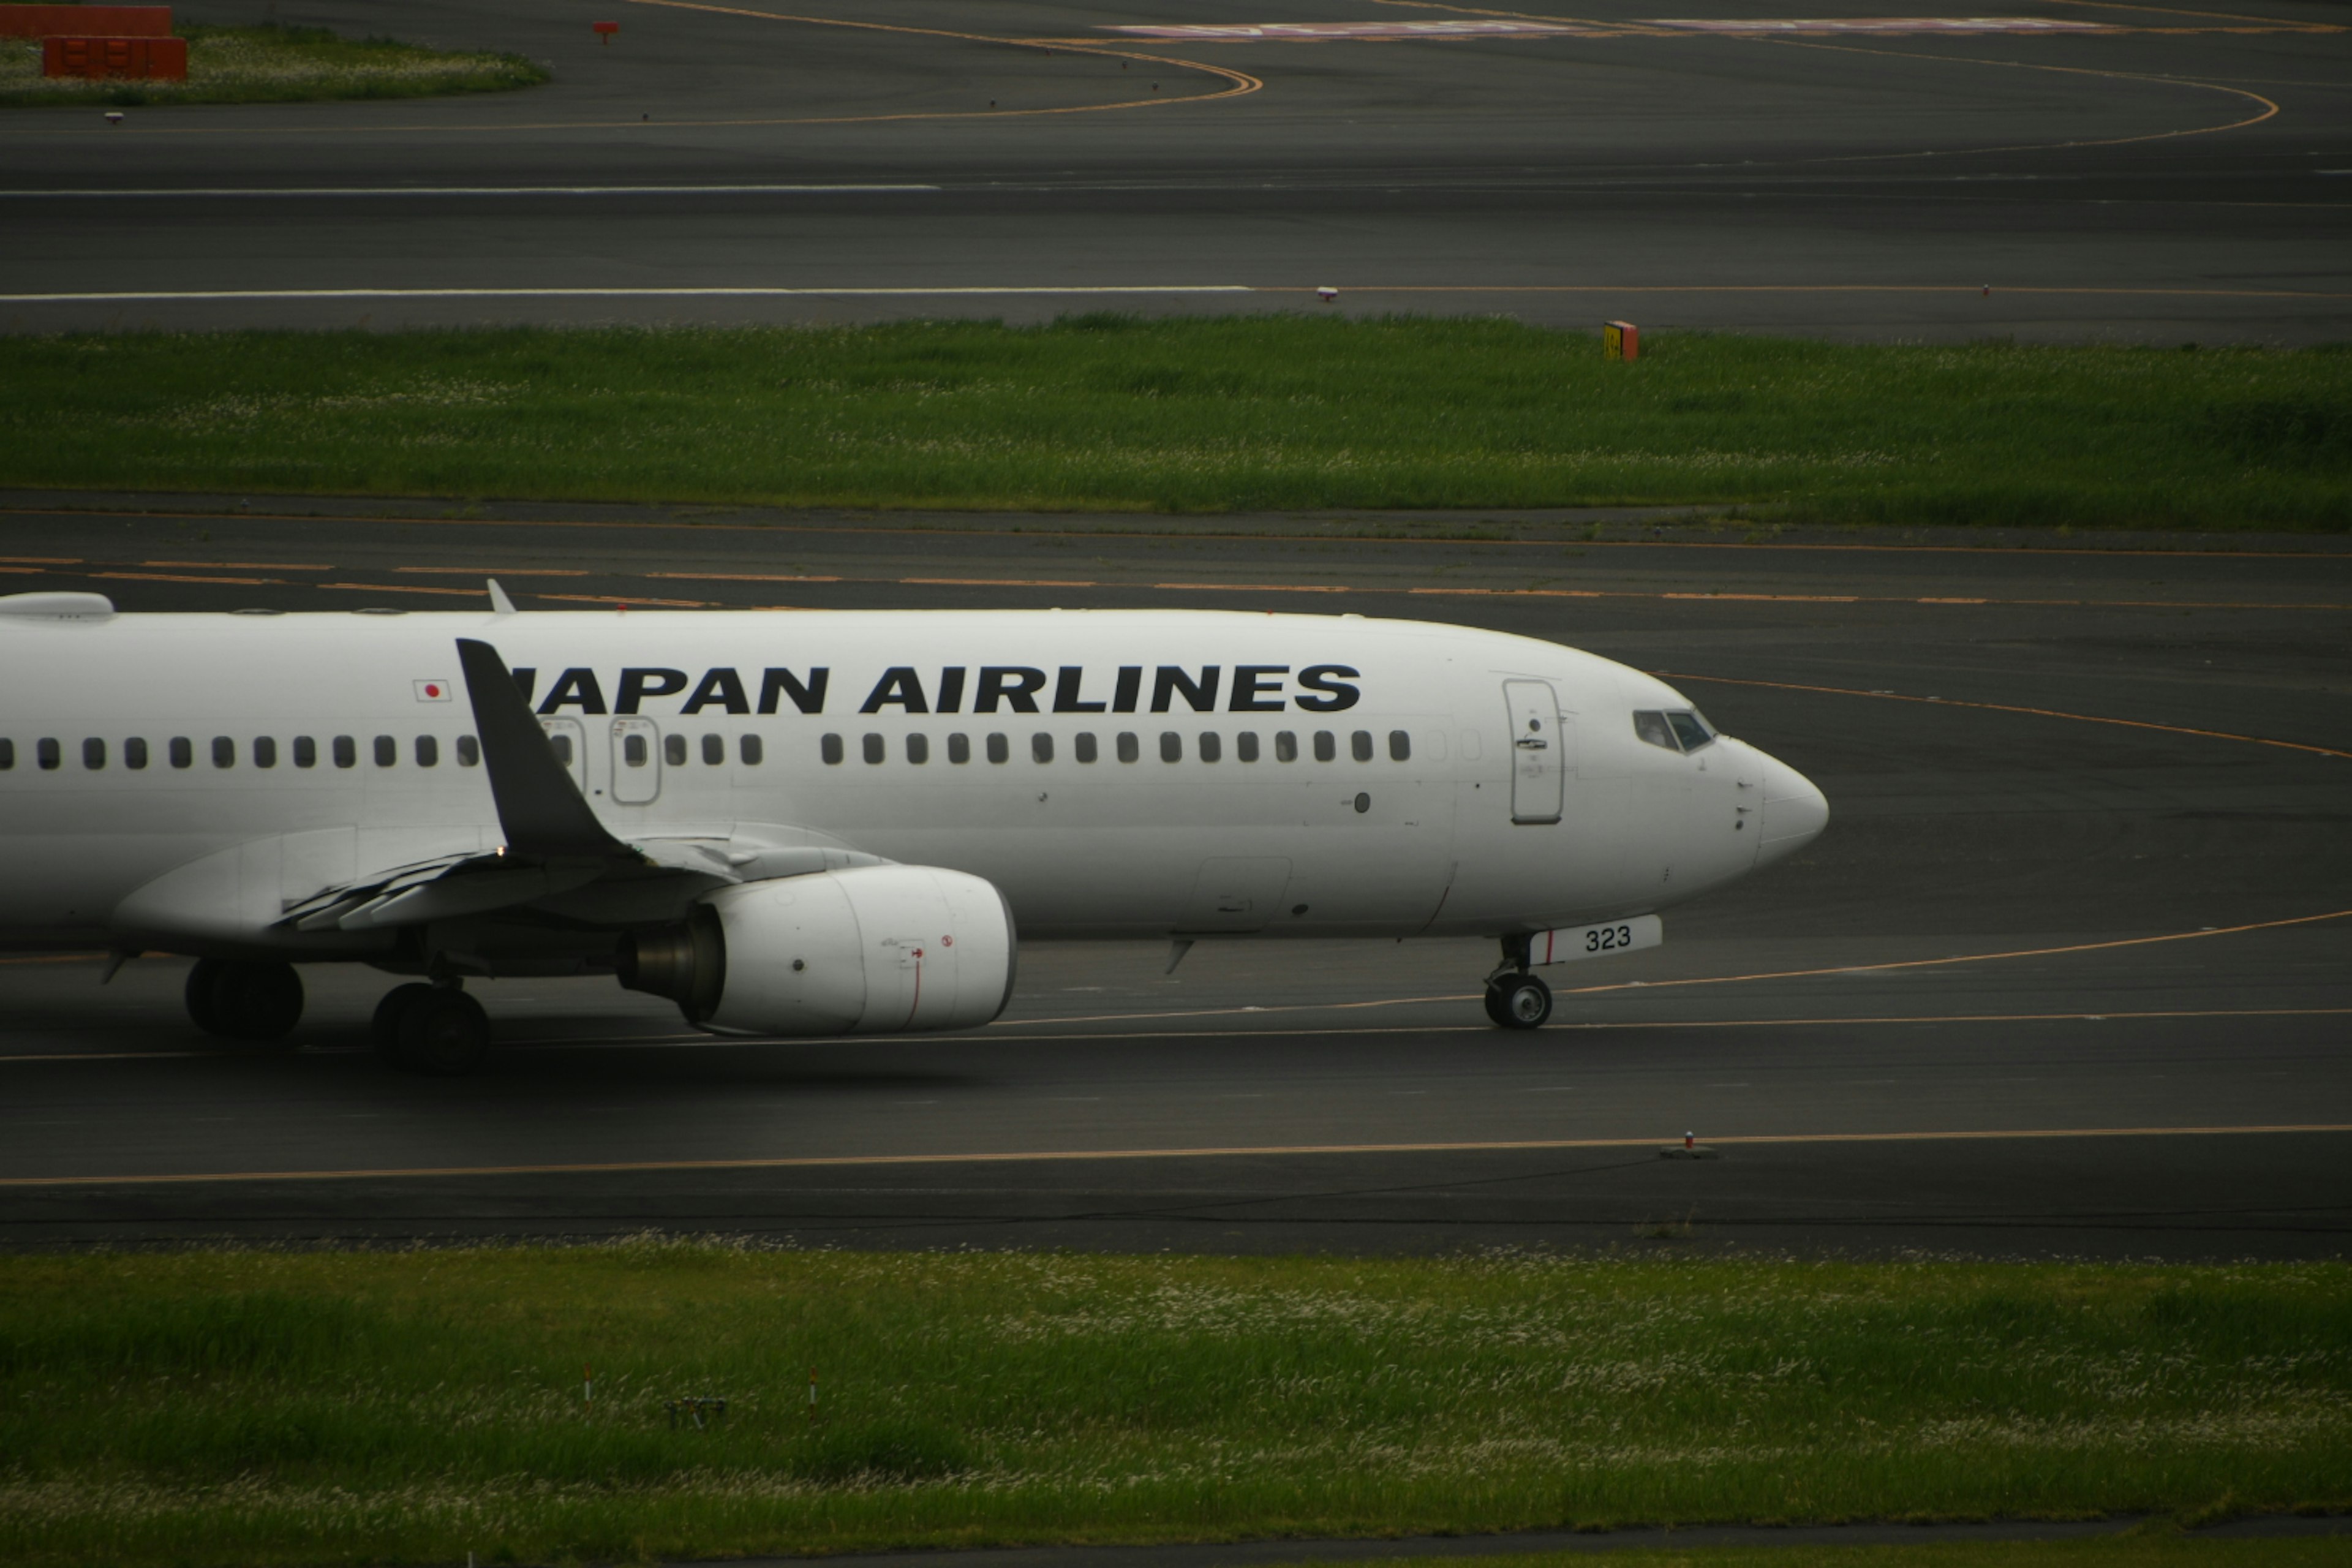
[1483,969,1553,1030]
[1483,937,1553,1030]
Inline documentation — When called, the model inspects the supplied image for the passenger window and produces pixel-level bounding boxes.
[702,734,724,766]
[624,733,650,767]
[83,737,105,770]
[0,738,12,770]
[456,735,480,767]
[331,736,354,769]
[1075,732,1098,764]
[1199,732,1221,763]
[37,737,59,771]
[126,737,148,770]
[414,736,437,769]
[862,733,884,764]
[292,736,315,769]
[1632,710,1679,752]
[737,734,761,766]
[986,733,1009,764]
[549,733,575,766]
[820,734,844,764]
[172,737,194,769]
[1313,731,1336,763]
[665,733,688,767]
[1275,731,1297,763]
[1389,729,1411,762]
[1032,732,1054,764]
[1159,731,1182,763]
[1237,732,1259,763]
[372,736,395,767]
[907,733,930,765]
[1667,710,1716,752]
[948,733,971,764]
[216,737,238,769]
[1117,731,1139,764]
[254,737,277,769]
[1351,730,1373,762]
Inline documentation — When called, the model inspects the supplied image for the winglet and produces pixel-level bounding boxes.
[487,579,517,616]
[455,638,625,859]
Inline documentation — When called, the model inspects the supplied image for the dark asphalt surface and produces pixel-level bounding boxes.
[1,498,2346,1256]
[4,0,2350,339]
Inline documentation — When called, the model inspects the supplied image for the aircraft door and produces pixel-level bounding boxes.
[609,717,661,805]
[539,717,589,797]
[1504,679,1564,825]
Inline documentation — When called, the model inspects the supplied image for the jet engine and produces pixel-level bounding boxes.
[619,865,1016,1036]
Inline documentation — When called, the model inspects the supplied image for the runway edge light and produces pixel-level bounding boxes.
[1603,320,1640,362]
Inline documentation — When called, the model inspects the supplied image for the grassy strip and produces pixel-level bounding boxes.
[1,321,2346,527]
[0,1248,2346,1567]
[0,21,546,107]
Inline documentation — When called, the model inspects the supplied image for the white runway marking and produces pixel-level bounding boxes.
[0,185,941,198]
[0,286,1254,303]
[1103,21,1585,39]
[1649,17,2114,33]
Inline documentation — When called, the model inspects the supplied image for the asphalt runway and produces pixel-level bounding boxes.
[4,0,2350,340]
[0,497,2347,1256]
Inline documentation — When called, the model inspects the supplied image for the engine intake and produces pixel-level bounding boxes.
[619,864,1016,1036]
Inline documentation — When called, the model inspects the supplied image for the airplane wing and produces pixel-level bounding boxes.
[266,638,881,939]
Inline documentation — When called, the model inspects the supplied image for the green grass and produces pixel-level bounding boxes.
[2,320,2347,527]
[0,21,547,107]
[0,1248,2346,1566]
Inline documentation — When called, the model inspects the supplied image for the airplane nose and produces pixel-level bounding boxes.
[1755,751,1829,865]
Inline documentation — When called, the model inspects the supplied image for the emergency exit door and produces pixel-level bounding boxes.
[1504,679,1563,824]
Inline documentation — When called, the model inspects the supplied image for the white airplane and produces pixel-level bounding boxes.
[0,587,1827,1074]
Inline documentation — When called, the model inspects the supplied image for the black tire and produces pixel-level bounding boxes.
[1491,971,1552,1031]
[371,983,439,1067]
[185,958,226,1036]
[1482,979,1512,1028]
[206,960,304,1044]
[394,988,492,1077]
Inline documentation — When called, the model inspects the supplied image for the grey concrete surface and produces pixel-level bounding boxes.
[2,0,2349,339]
[0,501,2346,1256]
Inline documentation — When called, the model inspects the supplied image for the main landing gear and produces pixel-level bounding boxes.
[1482,937,1553,1030]
[372,981,492,1077]
[186,959,304,1045]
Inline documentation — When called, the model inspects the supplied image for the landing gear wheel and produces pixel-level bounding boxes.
[1487,971,1552,1031]
[189,959,304,1044]
[393,987,491,1077]
[371,983,439,1067]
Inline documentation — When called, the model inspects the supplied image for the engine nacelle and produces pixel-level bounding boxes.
[619,864,1016,1037]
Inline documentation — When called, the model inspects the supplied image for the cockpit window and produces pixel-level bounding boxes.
[1667,710,1716,752]
[1634,709,1717,753]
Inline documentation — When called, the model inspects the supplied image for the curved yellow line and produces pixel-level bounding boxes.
[625,0,1263,124]
[1748,35,2280,159]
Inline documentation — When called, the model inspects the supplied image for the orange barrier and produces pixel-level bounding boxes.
[43,34,187,78]
[0,5,170,37]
